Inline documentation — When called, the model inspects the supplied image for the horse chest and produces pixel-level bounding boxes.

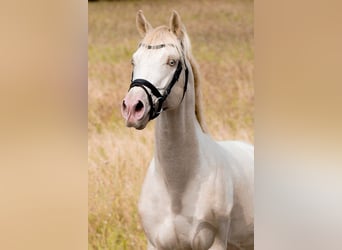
[139,170,202,249]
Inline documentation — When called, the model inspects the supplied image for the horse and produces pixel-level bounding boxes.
[121,10,254,250]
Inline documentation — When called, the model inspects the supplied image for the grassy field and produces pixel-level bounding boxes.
[88,0,253,249]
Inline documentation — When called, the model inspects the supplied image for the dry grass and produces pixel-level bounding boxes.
[88,0,253,249]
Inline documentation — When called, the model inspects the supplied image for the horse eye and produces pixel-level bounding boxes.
[168,59,176,66]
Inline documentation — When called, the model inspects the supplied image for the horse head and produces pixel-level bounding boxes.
[121,10,189,129]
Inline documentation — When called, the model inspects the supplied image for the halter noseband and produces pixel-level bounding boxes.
[129,43,189,120]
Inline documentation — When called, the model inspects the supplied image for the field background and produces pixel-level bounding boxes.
[88,0,253,249]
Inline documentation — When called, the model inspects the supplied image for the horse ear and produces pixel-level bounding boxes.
[136,10,152,37]
[169,10,184,39]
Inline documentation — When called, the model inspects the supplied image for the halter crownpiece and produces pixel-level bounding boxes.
[129,43,189,120]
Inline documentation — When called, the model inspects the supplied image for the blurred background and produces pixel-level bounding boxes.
[88,0,253,249]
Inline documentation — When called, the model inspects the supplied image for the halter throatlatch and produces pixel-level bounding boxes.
[129,43,189,120]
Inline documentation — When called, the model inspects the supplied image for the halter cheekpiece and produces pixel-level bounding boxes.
[129,42,189,120]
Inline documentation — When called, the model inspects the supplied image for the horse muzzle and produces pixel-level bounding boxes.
[121,87,150,129]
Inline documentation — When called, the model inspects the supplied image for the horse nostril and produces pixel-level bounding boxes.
[122,100,127,110]
[135,100,144,112]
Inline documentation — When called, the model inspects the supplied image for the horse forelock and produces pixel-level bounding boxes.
[142,26,178,46]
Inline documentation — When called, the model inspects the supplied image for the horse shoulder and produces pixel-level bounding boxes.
[216,140,254,182]
[192,137,235,221]
[217,140,254,246]
[138,159,171,241]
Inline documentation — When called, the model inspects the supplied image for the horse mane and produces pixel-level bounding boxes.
[143,26,208,133]
[177,28,208,133]
[189,56,208,133]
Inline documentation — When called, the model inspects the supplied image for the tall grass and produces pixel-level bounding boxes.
[88,0,253,249]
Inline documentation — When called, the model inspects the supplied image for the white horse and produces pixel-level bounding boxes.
[121,10,254,250]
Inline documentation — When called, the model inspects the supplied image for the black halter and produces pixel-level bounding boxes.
[129,43,189,120]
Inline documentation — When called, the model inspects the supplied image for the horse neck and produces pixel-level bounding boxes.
[155,92,199,164]
[154,72,201,212]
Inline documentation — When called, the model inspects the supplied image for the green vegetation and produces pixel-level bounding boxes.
[89,0,253,249]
